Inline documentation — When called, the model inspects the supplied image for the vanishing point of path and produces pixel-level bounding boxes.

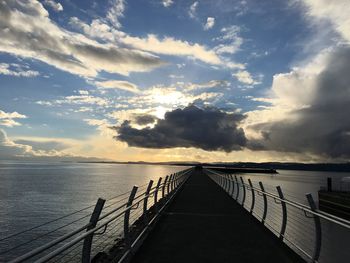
[131,168,305,263]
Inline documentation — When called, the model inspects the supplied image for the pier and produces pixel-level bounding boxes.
[2,167,350,262]
[131,167,302,263]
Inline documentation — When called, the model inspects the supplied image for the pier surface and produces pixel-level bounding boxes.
[131,169,304,263]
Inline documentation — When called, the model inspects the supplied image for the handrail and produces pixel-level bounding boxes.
[205,168,350,263]
[206,169,350,229]
[7,167,193,263]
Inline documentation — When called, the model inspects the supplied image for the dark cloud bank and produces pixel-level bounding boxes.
[113,47,350,159]
[250,47,350,158]
[114,105,247,152]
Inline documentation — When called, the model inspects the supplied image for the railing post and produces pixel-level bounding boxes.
[177,173,181,187]
[235,175,239,200]
[224,175,229,192]
[167,174,173,195]
[306,193,322,262]
[276,186,287,241]
[248,179,255,214]
[154,177,162,212]
[226,175,230,192]
[259,182,267,224]
[124,186,138,248]
[172,173,177,191]
[222,174,226,190]
[240,177,246,206]
[82,198,105,263]
[229,174,235,197]
[143,180,154,224]
[227,174,232,195]
[162,175,169,198]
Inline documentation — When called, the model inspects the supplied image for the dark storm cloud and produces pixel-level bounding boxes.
[113,105,247,152]
[133,114,157,125]
[250,47,350,158]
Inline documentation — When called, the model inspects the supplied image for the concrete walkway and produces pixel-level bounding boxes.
[131,168,305,263]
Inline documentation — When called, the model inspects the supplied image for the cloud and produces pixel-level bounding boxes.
[14,139,69,151]
[232,70,261,85]
[169,74,184,79]
[301,0,350,42]
[204,17,215,30]
[248,47,350,158]
[37,95,109,107]
[185,80,230,91]
[189,2,199,19]
[69,8,246,70]
[0,0,164,77]
[70,17,223,66]
[113,105,247,152]
[121,34,221,65]
[84,118,115,136]
[0,109,27,127]
[0,129,105,161]
[123,85,223,112]
[213,26,243,55]
[78,90,89,95]
[94,80,140,93]
[107,0,125,29]
[0,129,32,158]
[0,63,39,77]
[162,0,174,7]
[134,114,158,125]
[43,0,63,12]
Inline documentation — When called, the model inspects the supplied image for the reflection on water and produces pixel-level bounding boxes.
[0,161,184,260]
[1,163,349,262]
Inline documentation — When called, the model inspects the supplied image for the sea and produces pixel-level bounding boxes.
[0,161,349,262]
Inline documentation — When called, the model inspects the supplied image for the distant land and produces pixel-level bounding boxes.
[77,161,350,173]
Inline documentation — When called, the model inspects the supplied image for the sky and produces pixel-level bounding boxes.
[0,0,350,163]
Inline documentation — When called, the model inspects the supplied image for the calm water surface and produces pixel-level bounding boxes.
[1,162,349,261]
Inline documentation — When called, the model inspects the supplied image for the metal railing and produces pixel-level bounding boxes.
[205,168,350,263]
[2,168,193,262]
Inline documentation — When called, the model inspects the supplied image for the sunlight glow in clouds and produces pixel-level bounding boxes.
[1,0,350,162]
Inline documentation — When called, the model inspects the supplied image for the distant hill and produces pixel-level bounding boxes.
[202,162,350,172]
[78,160,350,172]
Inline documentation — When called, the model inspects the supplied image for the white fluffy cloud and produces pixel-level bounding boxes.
[185,80,230,91]
[94,80,140,93]
[68,7,245,70]
[43,0,63,12]
[121,34,222,65]
[69,18,223,66]
[0,129,32,158]
[107,0,125,29]
[214,26,243,55]
[301,0,350,42]
[189,1,199,19]
[0,109,27,127]
[204,17,215,30]
[37,95,109,107]
[162,0,174,7]
[232,70,260,85]
[0,63,39,77]
[0,0,164,77]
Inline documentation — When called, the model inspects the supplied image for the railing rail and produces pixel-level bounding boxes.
[205,168,350,263]
[3,167,193,263]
